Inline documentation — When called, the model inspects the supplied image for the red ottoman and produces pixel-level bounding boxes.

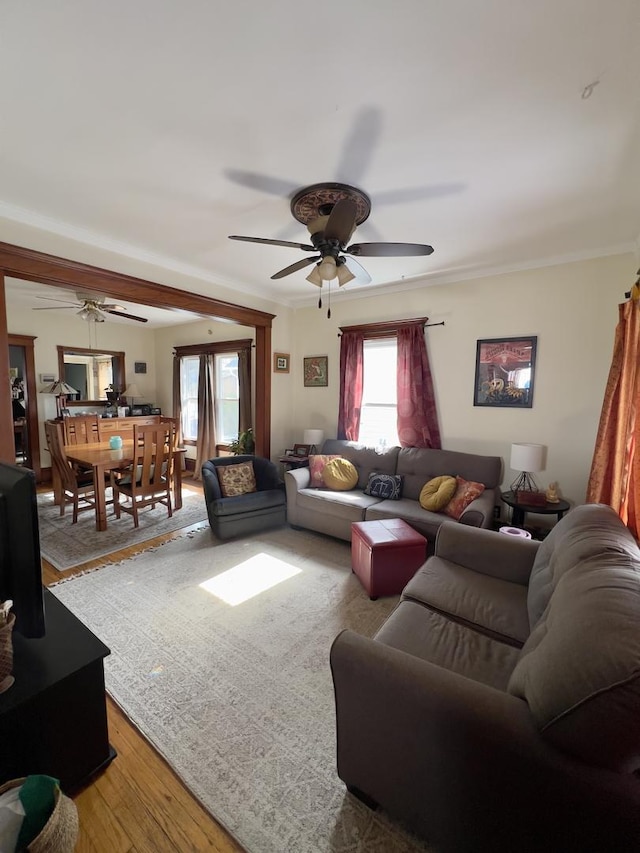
[351,518,428,600]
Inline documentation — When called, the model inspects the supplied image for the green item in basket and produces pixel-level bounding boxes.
[16,775,60,850]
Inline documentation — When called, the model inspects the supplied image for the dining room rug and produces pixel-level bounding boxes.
[50,525,434,853]
[37,488,208,571]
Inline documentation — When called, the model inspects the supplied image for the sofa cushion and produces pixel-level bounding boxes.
[210,489,286,517]
[296,487,380,522]
[419,475,457,512]
[507,504,640,772]
[442,476,485,520]
[396,446,501,502]
[216,461,257,497]
[323,457,358,490]
[308,454,342,488]
[402,558,530,647]
[364,472,404,500]
[375,600,521,691]
[321,440,400,490]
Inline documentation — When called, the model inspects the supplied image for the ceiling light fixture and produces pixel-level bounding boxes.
[336,261,355,287]
[305,265,323,287]
[318,255,337,281]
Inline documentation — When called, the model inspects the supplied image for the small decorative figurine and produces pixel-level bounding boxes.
[546,482,560,503]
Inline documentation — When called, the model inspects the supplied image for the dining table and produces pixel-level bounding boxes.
[61,440,185,531]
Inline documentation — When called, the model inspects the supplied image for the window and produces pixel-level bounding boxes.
[359,338,399,449]
[180,356,200,441]
[175,338,251,444]
[214,353,239,443]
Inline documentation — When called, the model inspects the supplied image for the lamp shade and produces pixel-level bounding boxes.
[40,380,78,396]
[303,429,324,450]
[510,443,545,473]
[123,384,141,399]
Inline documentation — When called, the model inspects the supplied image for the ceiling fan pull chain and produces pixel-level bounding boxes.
[327,281,331,319]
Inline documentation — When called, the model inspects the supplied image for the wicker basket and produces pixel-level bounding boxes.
[0,777,79,852]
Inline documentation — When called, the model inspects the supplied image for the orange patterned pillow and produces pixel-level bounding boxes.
[308,454,342,488]
[217,461,257,497]
[442,476,485,520]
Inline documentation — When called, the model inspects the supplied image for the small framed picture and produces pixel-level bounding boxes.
[473,336,537,408]
[303,355,328,387]
[293,443,311,457]
[273,352,290,373]
[134,362,147,374]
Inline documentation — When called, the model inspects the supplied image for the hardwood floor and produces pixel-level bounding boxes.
[40,477,245,853]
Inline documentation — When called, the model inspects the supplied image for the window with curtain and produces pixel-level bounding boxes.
[338,317,441,449]
[174,339,252,445]
[359,338,399,449]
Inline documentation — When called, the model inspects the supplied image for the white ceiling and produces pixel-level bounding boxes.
[1,0,639,319]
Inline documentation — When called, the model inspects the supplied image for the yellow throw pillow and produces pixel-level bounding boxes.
[322,457,358,491]
[217,461,257,497]
[419,475,457,511]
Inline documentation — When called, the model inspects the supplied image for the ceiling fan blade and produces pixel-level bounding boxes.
[103,309,148,323]
[323,199,357,244]
[32,306,75,311]
[35,295,78,305]
[229,235,314,251]
[374,182,465,205]
[342,256,372,284]
[101,303,126,311]
[223,169,299,197]
[270,256,321,280]
[346,242,434,257]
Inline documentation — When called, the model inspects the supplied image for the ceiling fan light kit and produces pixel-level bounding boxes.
[33,291,149,323]
[228,181,434,313]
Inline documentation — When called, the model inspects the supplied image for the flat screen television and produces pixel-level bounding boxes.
[0,462,46,637]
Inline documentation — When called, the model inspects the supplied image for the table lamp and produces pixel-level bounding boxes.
[123,383,141,406]
[510,442,545,492]
[40,379,78,419]
[303,429,324,454]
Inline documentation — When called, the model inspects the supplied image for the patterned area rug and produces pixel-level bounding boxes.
[37,488,208,571]
[51,526,434,853]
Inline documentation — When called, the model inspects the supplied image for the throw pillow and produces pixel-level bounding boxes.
[216,461,257,497]
[308,454,342,488]
[419,475,457,511]
[322,457,358,490]
[364,472,404,500]
[442,476,486,520]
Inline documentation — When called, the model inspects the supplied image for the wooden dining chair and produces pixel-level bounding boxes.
[111,422,176,528]
[62,414,100,445]
[45,421,97,523]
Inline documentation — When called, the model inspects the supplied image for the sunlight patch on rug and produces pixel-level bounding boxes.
[200,552,302,605]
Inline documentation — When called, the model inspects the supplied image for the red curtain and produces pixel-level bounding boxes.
[397,323,441,449]
[338,331,364,440]
[587,296,640,537]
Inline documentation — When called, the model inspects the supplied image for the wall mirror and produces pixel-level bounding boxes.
[57,346,125,405]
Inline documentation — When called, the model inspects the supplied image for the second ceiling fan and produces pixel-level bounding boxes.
[229,182,434,290]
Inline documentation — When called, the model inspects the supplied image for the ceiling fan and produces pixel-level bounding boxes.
[228,182,434,292]
[32,292,149,323]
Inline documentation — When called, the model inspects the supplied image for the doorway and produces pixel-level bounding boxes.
[8,334,41,479]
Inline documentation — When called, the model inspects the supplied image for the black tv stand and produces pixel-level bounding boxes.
[0,588,115,790]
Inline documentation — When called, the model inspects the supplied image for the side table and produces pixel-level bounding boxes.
[500,490,570,529]
[279,455,310,472]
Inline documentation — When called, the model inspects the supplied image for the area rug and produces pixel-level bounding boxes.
[37,489,208,571]
[51,526,434,853]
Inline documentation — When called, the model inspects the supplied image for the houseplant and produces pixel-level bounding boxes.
[229,427,255,455]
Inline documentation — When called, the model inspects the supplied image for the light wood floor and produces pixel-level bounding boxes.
[40,477,245,853]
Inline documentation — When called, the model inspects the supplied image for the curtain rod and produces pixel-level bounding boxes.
[337,321,445,337]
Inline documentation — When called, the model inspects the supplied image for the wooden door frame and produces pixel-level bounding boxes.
[8,333,40,479]
[0,242,275,472]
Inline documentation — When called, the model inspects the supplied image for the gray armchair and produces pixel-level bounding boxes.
[201,455,286,539]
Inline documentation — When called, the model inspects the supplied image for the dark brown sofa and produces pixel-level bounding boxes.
[330,503,640,852]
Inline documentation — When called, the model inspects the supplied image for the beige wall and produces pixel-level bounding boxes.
[288,252,637,507]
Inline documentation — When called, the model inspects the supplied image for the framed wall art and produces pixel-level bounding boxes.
[273,352,290,373]
[473,336,537,408]
[303,355,328,387]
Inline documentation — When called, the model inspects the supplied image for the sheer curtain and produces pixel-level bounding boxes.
[587,292,640,537]
[338,331,364,440]
[172,352,183,447]
[396,323,441,449]
[193,354,217,481]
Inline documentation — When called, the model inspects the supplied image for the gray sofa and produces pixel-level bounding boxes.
[330,503,640,852]
[285,439,502,544]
